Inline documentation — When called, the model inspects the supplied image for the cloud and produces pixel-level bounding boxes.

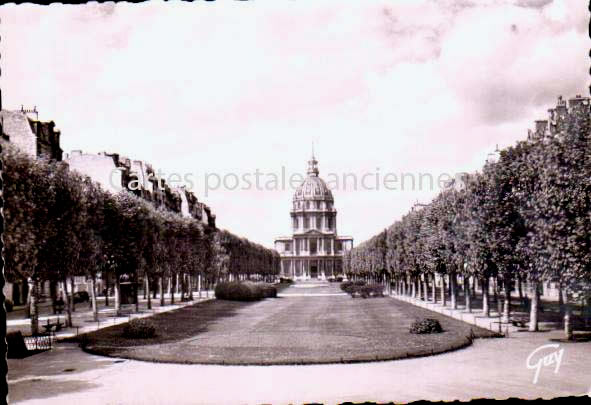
[0,0,587,246]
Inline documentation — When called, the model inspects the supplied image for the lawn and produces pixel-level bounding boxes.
[80,283,499,365]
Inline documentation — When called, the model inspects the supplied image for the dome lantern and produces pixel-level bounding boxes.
[294,155,333,202]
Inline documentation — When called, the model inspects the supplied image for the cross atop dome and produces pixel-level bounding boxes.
[307,148,319,176]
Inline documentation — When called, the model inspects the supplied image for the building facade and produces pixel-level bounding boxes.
[64,150,216,228]
[0,106,63,161]
[274,156,353,280]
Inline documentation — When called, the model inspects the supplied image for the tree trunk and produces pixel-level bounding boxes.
[450,273,457,309]
[145,274,151,310]
[471,276,476,300]
[502,275,511,323]
[63,277,73,327]
[493,276,498,302]
[517,274,524,305]
[167,275,172,299]
[465,276,471,312]
[29,278,39,335]
[114,274,121,316]
[528,280,539,332]
[50,280,58,315]
[90,276,98,322]
[562,288,573,340]
[21,281,29,310]
[188,275,194,300]
[431,273,437,303]
[411,278,417,298]
[176,273,180,295]
[558,281,564,315]
[441,276,447,306]
[170,275,175,305]
[159,276,165,306]
[132,276,138,313]
[70,277,76,312]
[482,278,490,317]
[105,270,110,307]
[198,273,202,299]
[584,296,590,328]
[422,277,428,301]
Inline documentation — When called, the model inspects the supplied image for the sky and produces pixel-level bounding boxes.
[0,0,588,248]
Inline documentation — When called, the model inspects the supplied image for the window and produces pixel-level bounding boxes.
[336,241,343,251]
[316,216,322,229]
[307,201,311,209]
[326,239,332,254]
[304,215,310,229]
[310,239,317,254]
[293,217,298,229]
[315,200,321,209]
[295,239,300,255]
[327,217,332,230]
[285,242,292,252]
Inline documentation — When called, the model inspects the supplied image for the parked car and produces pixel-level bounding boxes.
[73,291,90,304]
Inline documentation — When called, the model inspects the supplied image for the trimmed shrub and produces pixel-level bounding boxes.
[409,318,443,334]
[342,281,383,298]
[257,283,277,298]
[5,299,14,312]
[279,277,293,284]
[215,281,277,301]
[340,280,354,292]
[123,318,156,339]
[73,291,90,303]
[359,284,384,298]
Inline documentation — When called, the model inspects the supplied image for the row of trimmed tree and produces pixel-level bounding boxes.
[345,99,591,338]
[2,145,280,334]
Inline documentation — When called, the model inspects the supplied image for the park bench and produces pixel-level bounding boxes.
[510,317,528,328]
[42,317,64,334]
[7,331,53,358]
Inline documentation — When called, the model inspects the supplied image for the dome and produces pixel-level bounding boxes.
[293,156,333,202]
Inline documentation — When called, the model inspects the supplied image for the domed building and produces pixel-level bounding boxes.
[274,155,353,280]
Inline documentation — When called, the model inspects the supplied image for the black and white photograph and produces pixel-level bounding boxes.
[0,0,590,404]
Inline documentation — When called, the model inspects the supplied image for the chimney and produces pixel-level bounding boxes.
[21,105,39,121]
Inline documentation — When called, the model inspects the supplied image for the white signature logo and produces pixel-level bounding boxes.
[526,343,564,384]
